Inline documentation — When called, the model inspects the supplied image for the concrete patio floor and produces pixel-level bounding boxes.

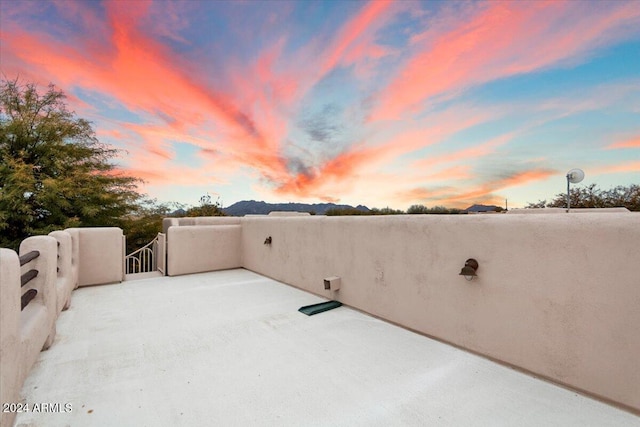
[15,269,639,426]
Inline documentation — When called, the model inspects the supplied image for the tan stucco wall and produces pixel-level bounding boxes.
[18,236,58,356]
[2,217,638,415]
[507,207,631,214]
[162,217,241,234]
[1,227,126,426]
[268,211,311,216]
[240,214,640,412]
[167,225,242,276]
[64,228,80,289]
[48,231,74,313]
[67,227,124,286]
[0,249,22,427]
[1,236,59,427]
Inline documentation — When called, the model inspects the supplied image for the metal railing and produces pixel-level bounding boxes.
[125,236,158,274]
[157,233,166,275]
[19,250,40,310]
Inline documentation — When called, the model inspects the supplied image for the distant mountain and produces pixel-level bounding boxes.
[464,204,503,213]
[223,200,370,216]
[169,208,187,216]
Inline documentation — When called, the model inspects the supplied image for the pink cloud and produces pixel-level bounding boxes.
[271,143,378,200]
[412,132,515,170]
[371,1,640,121]
[592,161,640,175]
[2,0,636,205]
[0,1,297,187]
[397,168,556,208]
[320,0,394,76]
[607,137,640,150]
[267,100,497,200]
[1,0,412,197]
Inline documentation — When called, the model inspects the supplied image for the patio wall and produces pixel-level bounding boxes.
[240,213,640,412]
[3,215,639,422]
[66,227,124,287]
[167,225,242,276]
[0,227,124,427]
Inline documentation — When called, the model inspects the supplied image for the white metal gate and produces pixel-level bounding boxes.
[125,233,166,275]
[157,233,166,275]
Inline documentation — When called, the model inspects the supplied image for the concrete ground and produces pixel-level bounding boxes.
[15,269,640,426]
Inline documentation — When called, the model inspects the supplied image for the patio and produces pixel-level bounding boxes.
[15,269,638,426]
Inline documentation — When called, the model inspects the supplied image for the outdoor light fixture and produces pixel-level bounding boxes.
[566,168,585,212]
[459,259,479,281]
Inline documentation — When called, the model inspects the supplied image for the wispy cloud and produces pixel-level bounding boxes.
[1,0,638,208]
[607,137,640,150]
[370,1,640,122]
[319,0,395,76]
[397,168,557,208]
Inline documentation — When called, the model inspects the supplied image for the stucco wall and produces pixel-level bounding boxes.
[507,207,630,214]
[1,236,59,427]
[0,249,22,427]
[167,225,242,276]
[240,214,640,412]
[162,217,241,234]
[48,230,75,313]
[18,236,58,358]
[68,227,124,286]
[1,227,126,426]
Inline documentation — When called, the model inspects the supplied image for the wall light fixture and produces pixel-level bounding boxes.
[459,258,479,281]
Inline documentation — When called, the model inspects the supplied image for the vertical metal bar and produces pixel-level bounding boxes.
[152,240,157,271]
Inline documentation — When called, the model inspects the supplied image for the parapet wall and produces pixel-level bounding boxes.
[162,216,241,234]
[0,227,124,427]
[239,213,640,412]
[167,225,241,276]
[4,217,638,418]
[66,227,124,286]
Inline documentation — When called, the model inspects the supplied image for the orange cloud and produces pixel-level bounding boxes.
[1,0,471,199]
[2,0,636,207]
[0,1,298,188]
[272,144,379,199]
[268,101,494,200]
[397,168,556,208]
[607,138,640,149]
[371,1,640,121]
[320,0,394,75]
[413,132,515,170]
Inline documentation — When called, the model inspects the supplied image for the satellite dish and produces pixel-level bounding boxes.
[566,168,584,184]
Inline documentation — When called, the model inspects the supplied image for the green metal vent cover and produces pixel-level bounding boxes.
[298,300,342,316]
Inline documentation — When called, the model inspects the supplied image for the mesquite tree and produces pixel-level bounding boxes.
[0,79,141,249]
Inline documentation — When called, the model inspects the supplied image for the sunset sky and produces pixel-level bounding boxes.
[1,0,639,210]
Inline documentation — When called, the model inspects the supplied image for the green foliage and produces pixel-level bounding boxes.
[325,206,405,216]
[407,204,466,214]
[325,207,369,216]
[0,79,141,250]
[526,183,639,211]
[407,204,429,214]
[370,207,405,215]
[119,198,183,254]
[185,193,226,217]
[120,194,225,254]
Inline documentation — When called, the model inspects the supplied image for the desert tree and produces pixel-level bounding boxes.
[0,78,141,249]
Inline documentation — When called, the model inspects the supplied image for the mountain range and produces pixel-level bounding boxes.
[223,200,370,216]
